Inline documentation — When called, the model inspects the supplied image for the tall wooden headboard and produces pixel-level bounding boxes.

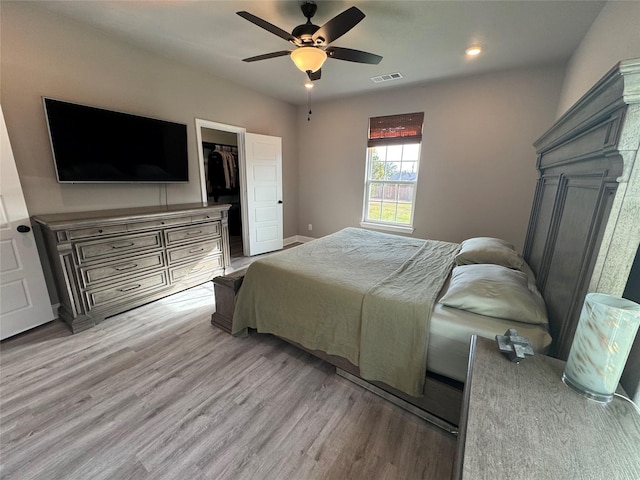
[523,59,640,372]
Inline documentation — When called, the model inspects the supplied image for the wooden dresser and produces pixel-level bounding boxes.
[33,203,231,333]
[453,335,640,479]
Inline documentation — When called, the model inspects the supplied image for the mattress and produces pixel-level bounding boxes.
[427,303,552,382]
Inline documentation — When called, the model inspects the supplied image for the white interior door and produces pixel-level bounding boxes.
[0,105,54,339]
[243,133,283,256]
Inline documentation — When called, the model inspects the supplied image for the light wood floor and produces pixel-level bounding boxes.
[0,284,456,480]
[229,237,302,272]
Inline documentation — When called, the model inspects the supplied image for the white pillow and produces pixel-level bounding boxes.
[439,264,548,325]
[455,237,523,269]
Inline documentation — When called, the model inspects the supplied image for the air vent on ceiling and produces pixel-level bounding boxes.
[371,72,403,84]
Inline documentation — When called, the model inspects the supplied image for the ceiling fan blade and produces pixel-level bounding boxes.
[312,6,365,45]
[308,69,321,81]
[242,51,291,62]
[326,47,382,64]
[237,11,295,43]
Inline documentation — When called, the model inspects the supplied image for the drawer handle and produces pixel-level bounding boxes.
[114,263,138,271]
[191,266,204,273]
[119,284,142,292]
[186,230,202,236]
[189,247,205,253]
[111,242,135,249]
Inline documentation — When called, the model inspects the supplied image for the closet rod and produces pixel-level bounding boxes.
[202,141,238,149]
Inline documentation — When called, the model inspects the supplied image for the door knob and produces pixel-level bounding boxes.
[17,225,31,233]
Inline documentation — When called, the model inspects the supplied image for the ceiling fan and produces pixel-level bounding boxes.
[237,2,382,81]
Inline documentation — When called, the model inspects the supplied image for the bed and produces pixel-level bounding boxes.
[221,59,640,428]
[231,228,552,427]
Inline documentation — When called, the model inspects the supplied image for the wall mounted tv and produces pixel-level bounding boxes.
[43,98,189,183]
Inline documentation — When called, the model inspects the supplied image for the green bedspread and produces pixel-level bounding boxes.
[232,228,459,397]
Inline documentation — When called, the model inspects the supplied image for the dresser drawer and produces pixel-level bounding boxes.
[127,216,185,232]
[80,252,165,287]
[191,212,219,223]
[75,232,163,264]
[164,222,220,246]
[66,224,127,241]
[166,239,222,265]
[169,254,224,283]
[85,271,169,310]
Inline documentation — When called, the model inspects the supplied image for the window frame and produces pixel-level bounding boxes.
[361,113,424,234]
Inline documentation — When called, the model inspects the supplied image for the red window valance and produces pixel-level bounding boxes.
[368,112,424,147]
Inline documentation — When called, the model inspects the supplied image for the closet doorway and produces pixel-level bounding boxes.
[196,119,284,258]
[195,119,245,259]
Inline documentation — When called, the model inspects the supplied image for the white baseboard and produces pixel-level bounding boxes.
[284,235,315,245]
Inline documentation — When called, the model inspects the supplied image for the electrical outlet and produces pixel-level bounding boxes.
[308,224,313,231]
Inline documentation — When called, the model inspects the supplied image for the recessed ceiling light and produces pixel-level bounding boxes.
[304,81,314,90]
[465,45,483,57]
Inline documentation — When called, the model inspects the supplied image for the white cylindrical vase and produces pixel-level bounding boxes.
[562,293,640,403]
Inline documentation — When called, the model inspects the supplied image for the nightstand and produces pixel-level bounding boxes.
[453,335,640,479]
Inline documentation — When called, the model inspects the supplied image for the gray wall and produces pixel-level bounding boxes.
[0,2,299,239]
[556,1,640,116]
[297,64,565,251]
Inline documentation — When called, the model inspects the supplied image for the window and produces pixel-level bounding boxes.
[362,112,424,233]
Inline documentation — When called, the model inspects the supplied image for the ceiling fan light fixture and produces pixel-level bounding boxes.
[290,47,327,73]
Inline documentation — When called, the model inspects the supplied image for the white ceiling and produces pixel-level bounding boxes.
[36,0,606,105]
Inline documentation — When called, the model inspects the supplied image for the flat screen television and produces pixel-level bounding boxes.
[43,98,189,183]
